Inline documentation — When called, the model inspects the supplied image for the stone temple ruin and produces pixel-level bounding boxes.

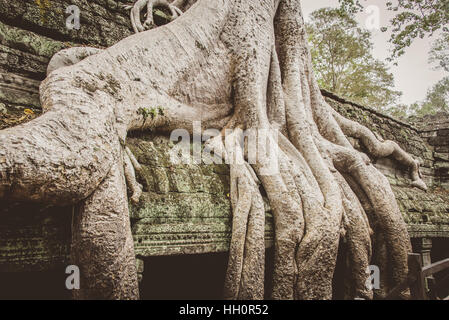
[0,0,448,299]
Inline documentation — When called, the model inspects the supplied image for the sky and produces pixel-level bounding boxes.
[301,0,447,105]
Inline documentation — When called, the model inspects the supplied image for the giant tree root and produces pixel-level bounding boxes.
[72,159,139,299]
[0,0,426,299]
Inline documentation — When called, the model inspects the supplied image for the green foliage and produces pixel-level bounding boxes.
[137,106,165,122]
[338,0,449,60]
[385,0,449,60]
[307,8,402,111]
[384,103,411,118]
[337,0,363,14]
[336,0,449,117]
[389,77,449,118]
[411,77,449,115]
[410,23,448,117]
[429,33,449,72]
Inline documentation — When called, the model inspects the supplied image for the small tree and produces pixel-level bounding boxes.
[410,77,449,116]
[411,28,448,116]
[307,8,402,111]
[429,33,449,73]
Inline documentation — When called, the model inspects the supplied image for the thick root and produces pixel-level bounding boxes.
[332,110,427,191]
[47,47,144,205]
[223,162,265,300]
[123,148,143,204]
[128,0,183,33]
[334,172,373,300]
[47,47,102,76]
[71,160,140,299]
[238,188,265,300]
[257,151,305,300]
[210,130,266,300]
[323,140,411,293]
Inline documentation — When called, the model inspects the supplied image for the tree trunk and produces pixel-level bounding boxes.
[0,0,426,299]
[71,159,139,299]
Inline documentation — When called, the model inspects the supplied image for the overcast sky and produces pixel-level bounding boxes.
[301,0,447,105]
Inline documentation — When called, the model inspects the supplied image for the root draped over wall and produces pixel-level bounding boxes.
[0,0,428,299]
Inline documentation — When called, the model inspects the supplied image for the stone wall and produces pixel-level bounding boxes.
[410,113,449,190]
[0,0,448,274]
[0,0,133,127]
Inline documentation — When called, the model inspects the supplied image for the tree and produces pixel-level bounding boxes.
[0,0,427,300]
[409,31,449,116]
[409,77,449,116]
[429,33,449,72]
[423,77,449,112]
[306,8,402,110]
[339,0,449,60]
[338,1,449,117]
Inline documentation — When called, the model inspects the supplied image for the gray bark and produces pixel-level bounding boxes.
[0,0,426,299]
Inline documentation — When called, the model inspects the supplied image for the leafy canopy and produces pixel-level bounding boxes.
[429,33,449,72]
[337,0,449,118]
[338,0,449,60]
[306,8,402,110]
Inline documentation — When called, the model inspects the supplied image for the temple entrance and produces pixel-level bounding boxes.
[139,249,275,300]
[0,268,71,300]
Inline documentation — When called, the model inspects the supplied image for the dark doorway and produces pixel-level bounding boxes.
[0,249,276,299]
[140,252,228,300]
[140,249,275,300]
[0,267,71,300]
[429,238,449,299]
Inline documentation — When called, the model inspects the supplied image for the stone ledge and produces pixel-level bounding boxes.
[407,224,449,239]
